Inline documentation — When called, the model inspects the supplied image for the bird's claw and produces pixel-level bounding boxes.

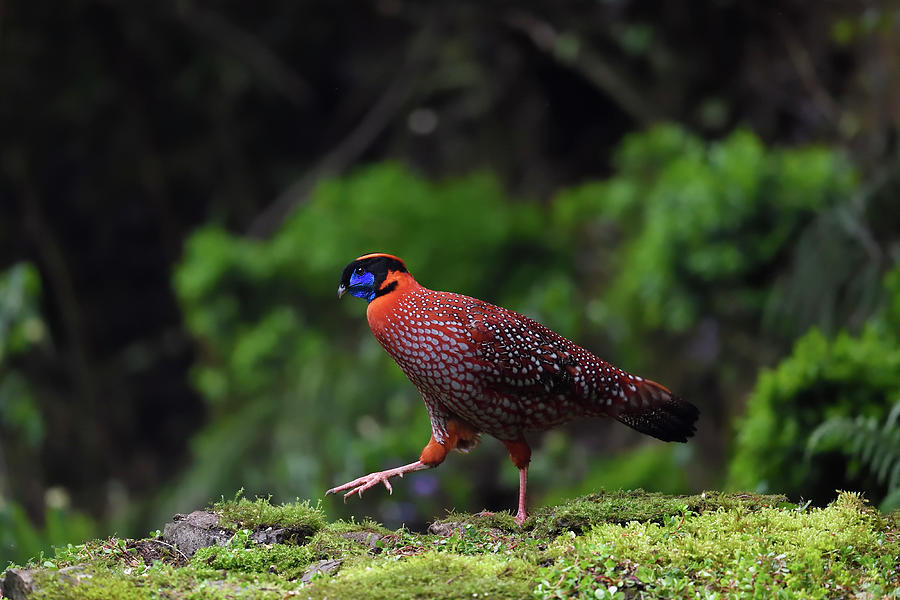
[326,470,398,501]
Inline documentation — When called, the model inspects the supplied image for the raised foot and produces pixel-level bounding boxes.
[326,470,399,500]
[326,461,427,501]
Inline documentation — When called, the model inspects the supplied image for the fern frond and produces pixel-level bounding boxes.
[806,402,900,510]
[888,401,900,428]
[888,458,900,493]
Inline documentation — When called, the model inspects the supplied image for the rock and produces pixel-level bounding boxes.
[299,559,342,583]
[1,566,92,600]
[250,524,315,546]
[2,568,36,600]
[126,538,188,566]
[428,521,465,537]
[162,510,232,557]
[171,510,220,529]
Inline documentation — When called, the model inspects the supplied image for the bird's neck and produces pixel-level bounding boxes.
[366,271,421,332]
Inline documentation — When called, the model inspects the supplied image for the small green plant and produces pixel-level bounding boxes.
[534,541,635,599]
[376,523,519,558]
[807,401,900,511]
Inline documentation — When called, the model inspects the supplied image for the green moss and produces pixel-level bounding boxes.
[535,491,899,599]
[316,516,389,536]
[212,494,326,532]
[188,520,396,581]
[193,542,315,580]
[30,563,298,599]
[305,523,387,559]
[301,553,535,600]
[4,491,897,600]
[430,509,520,532]
[28,566,152,600]
[528,489,786,537]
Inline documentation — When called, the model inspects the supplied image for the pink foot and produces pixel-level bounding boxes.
[326,461,428,501]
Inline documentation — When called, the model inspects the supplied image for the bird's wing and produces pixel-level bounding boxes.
[459,298,699,440]
[463,301,584,399]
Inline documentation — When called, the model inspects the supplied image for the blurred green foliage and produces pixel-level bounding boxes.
[0,262,46,454]
[167,125,871,527]
[0,263,98,566]
[0,263,46,365]
[538,444,691,508]
[552,125,856,360]
[0,502,95,569]
[729,268,900,505]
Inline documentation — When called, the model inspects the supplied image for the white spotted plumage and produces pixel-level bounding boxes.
[331,253,698,524]
[369,285,653,442]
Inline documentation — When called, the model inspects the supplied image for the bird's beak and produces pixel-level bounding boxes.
[337,284,347,299]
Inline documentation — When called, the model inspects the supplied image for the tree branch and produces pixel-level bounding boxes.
[173,0,314,108]
[505,12,661,126]
[246,72,413,238]
[774,16,838,122]
[246,16,439,238]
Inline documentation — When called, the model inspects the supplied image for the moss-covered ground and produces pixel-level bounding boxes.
[3,490,898,599]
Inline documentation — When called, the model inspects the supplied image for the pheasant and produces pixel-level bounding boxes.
[327,253,699,524]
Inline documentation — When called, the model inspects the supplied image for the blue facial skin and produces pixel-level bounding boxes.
[348,270,377,302]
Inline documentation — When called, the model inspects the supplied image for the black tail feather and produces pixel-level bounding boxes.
[615,382,699,442]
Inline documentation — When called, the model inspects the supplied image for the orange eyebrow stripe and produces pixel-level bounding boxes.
[355,252,404,262]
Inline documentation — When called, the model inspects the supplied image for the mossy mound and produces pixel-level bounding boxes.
[2,491,898,599]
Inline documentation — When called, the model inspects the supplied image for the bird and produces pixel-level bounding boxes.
[327,253,699,525]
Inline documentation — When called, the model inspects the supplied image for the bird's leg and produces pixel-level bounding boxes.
[502,438,532,526]
[327,432,455,501]
[515,466,528,526]
[326,461,431,500]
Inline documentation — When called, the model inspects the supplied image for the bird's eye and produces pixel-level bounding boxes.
[354,267,364,275]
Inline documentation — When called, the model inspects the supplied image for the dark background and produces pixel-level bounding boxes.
[1,0,899,564]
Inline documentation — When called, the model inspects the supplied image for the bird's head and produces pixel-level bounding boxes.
[338,253,409,303]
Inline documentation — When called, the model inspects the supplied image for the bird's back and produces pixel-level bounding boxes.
[367,281,697,442]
